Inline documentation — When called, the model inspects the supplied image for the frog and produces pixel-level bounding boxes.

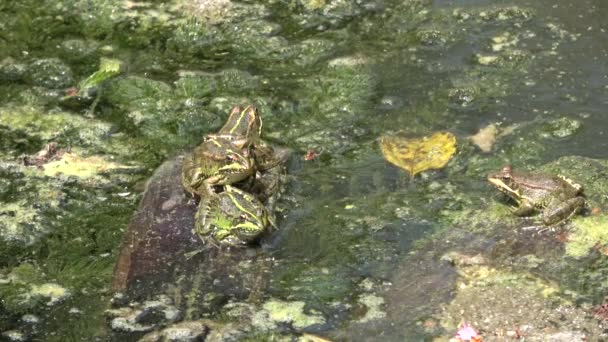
[487,165,585,225]
[246,144,291,203]
[207,105,283,170]
[195,185,275,246]
[181,105,263,197]
[206,105,262,150]
[181,138,254,197]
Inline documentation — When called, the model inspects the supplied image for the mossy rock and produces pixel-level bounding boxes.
[112,157,271,303]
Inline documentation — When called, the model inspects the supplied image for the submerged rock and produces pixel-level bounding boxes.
[26,58,74,89]
[440,263,604,340]
[0,58,27,82]
[261,299,326,330]
[541,117,582,138]
[139,320,209,342]
[106,295,181,333]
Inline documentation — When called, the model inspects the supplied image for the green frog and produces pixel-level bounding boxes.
[208,105,285,170]
[206,105,262,150]
[182,106,263,196]
[195,185,275,246]
[181,138,254,197]
[487,165,585,225]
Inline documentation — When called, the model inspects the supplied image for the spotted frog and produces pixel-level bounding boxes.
[195,185,275,246]
[181,106,262,196]
[206,105,262,150]
[181,138,254,196]
[487,165,585,225]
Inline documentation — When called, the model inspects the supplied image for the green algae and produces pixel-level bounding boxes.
[0,105,143,161]
[565,215,608,258]
[103,76,173,112]
[0,263,62,313]
[261,299,325,329]
[357,294,386,323]
[541,117,582,139]
[0,200,45,246]
[440,201,517,234]
[0,106,107,142]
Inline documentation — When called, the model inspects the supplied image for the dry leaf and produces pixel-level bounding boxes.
[469,122,521,152]
[470,124,498,152]
[380,131,457,178]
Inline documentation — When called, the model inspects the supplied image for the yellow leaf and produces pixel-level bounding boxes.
[380,131,457,178]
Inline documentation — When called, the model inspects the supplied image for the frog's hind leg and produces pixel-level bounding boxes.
[542,196,585,226]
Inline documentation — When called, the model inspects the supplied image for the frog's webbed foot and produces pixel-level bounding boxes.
[202,236,221,249]
[522,224,560,234]
[542,196,585,226]
[267,211,278,231]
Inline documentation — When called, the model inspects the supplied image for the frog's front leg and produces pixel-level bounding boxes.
[512,200,536,217]
[542,196,585,225]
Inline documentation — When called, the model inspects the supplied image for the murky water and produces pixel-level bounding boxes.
[1,0,607,340]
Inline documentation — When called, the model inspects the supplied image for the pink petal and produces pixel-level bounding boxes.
[456,324,479,340]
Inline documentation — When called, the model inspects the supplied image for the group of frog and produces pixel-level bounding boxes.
[181,105,586,245]
[181,105,288,246]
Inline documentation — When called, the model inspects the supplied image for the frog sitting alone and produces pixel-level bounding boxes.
[487,165,585,225]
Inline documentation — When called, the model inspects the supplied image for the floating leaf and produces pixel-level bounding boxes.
[78,57,122,92]
[469,123,498,153]
[380,131,456,178]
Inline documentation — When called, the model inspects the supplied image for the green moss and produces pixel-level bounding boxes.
[0,263,47,313]
[262,299,325,329]
[26,58,74,88]
[0,200,44,245]
[27,283,70,305]
[103,76,172,112]
[565,215,608,258]
[174,74,218,98]
[440,201,516,233]
[0,106,104,141]
[541,117,581,139]
[357,294,386,322]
